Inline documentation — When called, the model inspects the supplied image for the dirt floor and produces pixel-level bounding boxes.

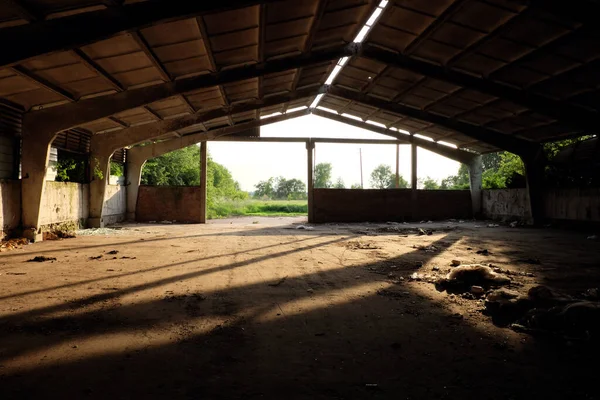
[0,217,599,399]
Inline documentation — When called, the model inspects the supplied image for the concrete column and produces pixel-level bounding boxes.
[307,140,315,223]
[126,159,145,221]
[88,152,111,228]
[21,133,53,242]
[411,143,418,220]
[523,147,546,226]
[199,141,207,224]
[468,155,483,218]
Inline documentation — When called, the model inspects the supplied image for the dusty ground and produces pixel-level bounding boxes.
[0,217,599,399]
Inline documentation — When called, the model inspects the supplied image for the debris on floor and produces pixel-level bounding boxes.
[27,256,57,262]
[107,250,119,255]
[413,244,437,252]
[345,240,380,250]
[476,249,490,255]
[89,255,103,260]
[296,225,314,230]
[487,224,499,228]
[451,259,461,267]
[437,264,510,292]
[0,237,29,252]
[43,230,76,240]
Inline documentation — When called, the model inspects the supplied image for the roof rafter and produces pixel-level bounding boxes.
[11,65,76,103]
[25,44,358,136]
[310,108,478,164]
[361,45,598,132]
[0,0,290,68]
[328,86,534,156]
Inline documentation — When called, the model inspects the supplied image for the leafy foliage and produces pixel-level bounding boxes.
[420,176,440,190]
[110,161,124,177]
[314,163,333,188]
[333,177,345,189]
[253,176,306,200]
[370,164,408,189]
[55,153,86,183]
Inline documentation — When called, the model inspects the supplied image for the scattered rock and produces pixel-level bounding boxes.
[27,256,57,262]
[417,228,433,236]
[528,285,572,307]
[160,220,173,224]
[509,221,518,228]
[582,288,600,301]
[268,276,288,287]
[432,266,440,271]
[89,255,103,260]
[346,240,380,250]
[107,250,119,255]
[471,285,485,295]
[306,288,314,293]
[476,249,490,256]
[414,245,437,252]
[487,224,499,228]
[451,259,461,267]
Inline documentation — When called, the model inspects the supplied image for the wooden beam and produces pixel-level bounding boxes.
[328,86,533,157]
[404,0,471,55]
[0,0,290,68]
[130,31,171,82]
[71,48,124,91]
[360,45,599,132]
[310,108,478,164]
[26,44,356,135]
[93,87,324,149]
[11,65,76,102]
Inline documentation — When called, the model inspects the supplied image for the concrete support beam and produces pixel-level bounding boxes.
[125,157,144,222]
[199,141,208,224]
[468,155,483,218]
[307,140,315,223]
[523,147,546,226]
[20,132,53,241]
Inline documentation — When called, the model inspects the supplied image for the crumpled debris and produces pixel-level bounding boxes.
[28,256,57,262]
[0,237,29,252]
[346,240,380,250]
[296,225,314,230]
[487,224,499,228]
[516,301,600,340]
[413,244,438,252]
[437,264,510,292]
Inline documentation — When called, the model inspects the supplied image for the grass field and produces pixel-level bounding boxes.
[209,199,308,219]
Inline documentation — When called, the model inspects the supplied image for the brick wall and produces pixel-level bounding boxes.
[136,186,202,223]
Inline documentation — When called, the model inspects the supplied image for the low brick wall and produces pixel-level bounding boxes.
[313,189,471,223]
[136,186,202,223]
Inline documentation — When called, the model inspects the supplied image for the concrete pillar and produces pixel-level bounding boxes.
[199,141,207,224]
[126,159,145,221]
[307,140,315,223]
[468,155,483,218]
[411,143,418,220]
[523,147,546,226]
[88,152,111,228]
[21,133,53,242]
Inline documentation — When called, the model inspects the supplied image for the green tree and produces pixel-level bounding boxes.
[350,183,362,189]
[110,161,123,177]
[254,178,275,199]
[370,164,394,189]
[333,177,345,189]
[314,163,333,188]
[141,145,200,186]
[440,164,470,190]
[420,176,440,190]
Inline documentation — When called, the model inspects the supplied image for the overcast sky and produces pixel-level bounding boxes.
[208,114,460,192]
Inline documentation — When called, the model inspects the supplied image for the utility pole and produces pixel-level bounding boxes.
[359,148,363,189]
[395,144,400,188]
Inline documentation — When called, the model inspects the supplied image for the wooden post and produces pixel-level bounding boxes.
[200,141,207,224]
[307,140,314,223]
[411,143,418,220]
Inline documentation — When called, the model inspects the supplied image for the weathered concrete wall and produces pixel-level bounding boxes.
[313,189,472,223]
[543,188,600,223]
[482,189,531,222]
[136,186,202,223]
[0,180,21,237]
[483,188,600,225]
[102,184,126,225]
[39,182,89,228]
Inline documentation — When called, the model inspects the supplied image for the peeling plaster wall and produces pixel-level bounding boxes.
[103,184,126,225]
[483,188,600,225]
[0,180,21,237]
[482,189,531,222]
[39,182,89,228]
